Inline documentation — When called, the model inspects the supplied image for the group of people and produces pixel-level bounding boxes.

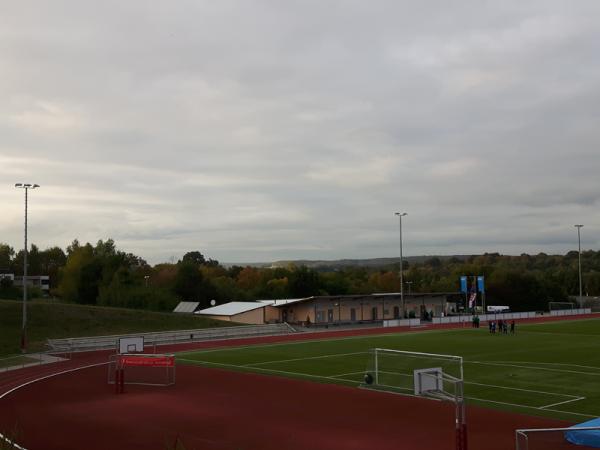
[489,319,515,334]
[471,316,516,334]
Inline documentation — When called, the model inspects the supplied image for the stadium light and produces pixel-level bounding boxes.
[575,225,584,302]
[15,182,40,353]
[395,212,407,318]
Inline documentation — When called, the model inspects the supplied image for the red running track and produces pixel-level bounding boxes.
[0,363,576,450]
[1,313,598,450]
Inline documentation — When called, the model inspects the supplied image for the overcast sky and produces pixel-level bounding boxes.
[1,1,599,264]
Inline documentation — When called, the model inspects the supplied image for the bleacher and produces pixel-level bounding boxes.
[47,323,296,353]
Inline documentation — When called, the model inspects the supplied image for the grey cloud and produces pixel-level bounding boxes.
[1,1,599,263]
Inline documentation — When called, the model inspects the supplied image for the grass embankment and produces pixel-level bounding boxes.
[0,299,234,357]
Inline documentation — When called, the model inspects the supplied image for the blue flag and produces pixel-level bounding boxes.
[460,276,467,293]
[477,276,485,294]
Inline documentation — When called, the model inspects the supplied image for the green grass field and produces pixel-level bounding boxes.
[0,299,235,357]
[178,318,600,422]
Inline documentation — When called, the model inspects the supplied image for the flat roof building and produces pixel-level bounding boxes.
[195,293,462,325]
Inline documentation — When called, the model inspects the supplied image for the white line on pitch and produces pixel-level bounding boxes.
[468,360,600,376]
[465,380,581,399]
[471,360,600,372]
[540,397,586,409]
[243,351,367,367]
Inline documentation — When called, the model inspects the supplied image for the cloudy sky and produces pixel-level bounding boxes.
[1,1,599,264]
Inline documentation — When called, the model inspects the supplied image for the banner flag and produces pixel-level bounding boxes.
[477,276,485,294]
[120,355,175,367]
[468,291,477,308]
[460,276,468,293]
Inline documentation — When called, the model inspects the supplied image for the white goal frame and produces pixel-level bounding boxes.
[548,301,575,312]
[108,353,176,391]
[516,426,600,450]
[364,348,467,450]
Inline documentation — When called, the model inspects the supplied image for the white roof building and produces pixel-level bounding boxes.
[173,301,201,313]
[195,301,278,324]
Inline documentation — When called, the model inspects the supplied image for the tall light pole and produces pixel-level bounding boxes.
[575,224,584,302]
[395,212,407,317]
[15,183,40,353]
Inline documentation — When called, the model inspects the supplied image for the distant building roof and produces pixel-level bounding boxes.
[195,301,271,316]
[258,298,311,306]
[173,301,201,313]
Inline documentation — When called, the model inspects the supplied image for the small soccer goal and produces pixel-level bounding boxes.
[516,426,600,450]
[108,353,176,394]
[362,349,467,450]
[548,301,575,312]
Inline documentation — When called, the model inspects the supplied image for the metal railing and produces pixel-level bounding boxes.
[0,352,70,373]
[47,323,297,353]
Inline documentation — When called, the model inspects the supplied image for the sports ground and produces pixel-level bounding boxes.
[1,315,599,449]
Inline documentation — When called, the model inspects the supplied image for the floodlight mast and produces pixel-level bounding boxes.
[395,212,407,318]
[575,225,584,302]
[14,183,40,353]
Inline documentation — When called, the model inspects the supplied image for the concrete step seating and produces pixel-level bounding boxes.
[47,323,296,353]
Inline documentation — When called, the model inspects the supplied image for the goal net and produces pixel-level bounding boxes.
[108,353,176,390]
[548,302,575,312]
[361,348,463,395]
[361,349,467,450]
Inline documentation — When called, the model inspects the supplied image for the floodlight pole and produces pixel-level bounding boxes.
[575,225,584,302]
[15,183,40,353]
[395,212,407,318]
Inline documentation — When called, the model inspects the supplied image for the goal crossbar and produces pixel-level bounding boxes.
[363,348,467,450]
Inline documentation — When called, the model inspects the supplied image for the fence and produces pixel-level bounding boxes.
[549,308,591,317]
[431,308,591,325]
[46,322,296,353]
[0,352,70,373]
[383,318,422,327]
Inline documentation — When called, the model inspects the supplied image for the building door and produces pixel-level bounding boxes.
[327,309,334,322]
[282,310,288,323]
[350,308,356,321]
[393,306,400,319]
[371,307,378,320]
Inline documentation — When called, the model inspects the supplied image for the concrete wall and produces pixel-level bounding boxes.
[232,307,268,324]
[202,307,267,325]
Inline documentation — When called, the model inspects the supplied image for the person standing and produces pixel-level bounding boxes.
[510,320,515,334]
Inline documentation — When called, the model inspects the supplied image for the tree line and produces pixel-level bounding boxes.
[1,240,599,312]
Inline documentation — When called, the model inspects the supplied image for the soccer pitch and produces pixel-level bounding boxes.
[178,318,600,421]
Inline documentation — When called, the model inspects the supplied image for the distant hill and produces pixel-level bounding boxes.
[224,255,473,270]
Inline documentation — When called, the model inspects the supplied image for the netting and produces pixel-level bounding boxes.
[362,349,467,450]
[548,302,575,311]
[361,348,463,395]
[516,426,600,450]
[108,354,176,388]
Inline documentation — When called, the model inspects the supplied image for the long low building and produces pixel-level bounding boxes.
[195,292,463,325]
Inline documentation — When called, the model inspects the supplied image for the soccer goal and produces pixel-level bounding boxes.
[108,353,176,394]
[362,349,467,450]
[548,301,575,312]
[516,426,600,450]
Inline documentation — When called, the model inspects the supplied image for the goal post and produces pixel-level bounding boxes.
[108,353,176,392]
[516,426,600,450]
[362,349,467,450]
[548,301,575,312]
[362,348,463,394]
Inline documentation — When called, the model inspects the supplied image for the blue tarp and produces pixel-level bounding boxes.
[565,418,600,448]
